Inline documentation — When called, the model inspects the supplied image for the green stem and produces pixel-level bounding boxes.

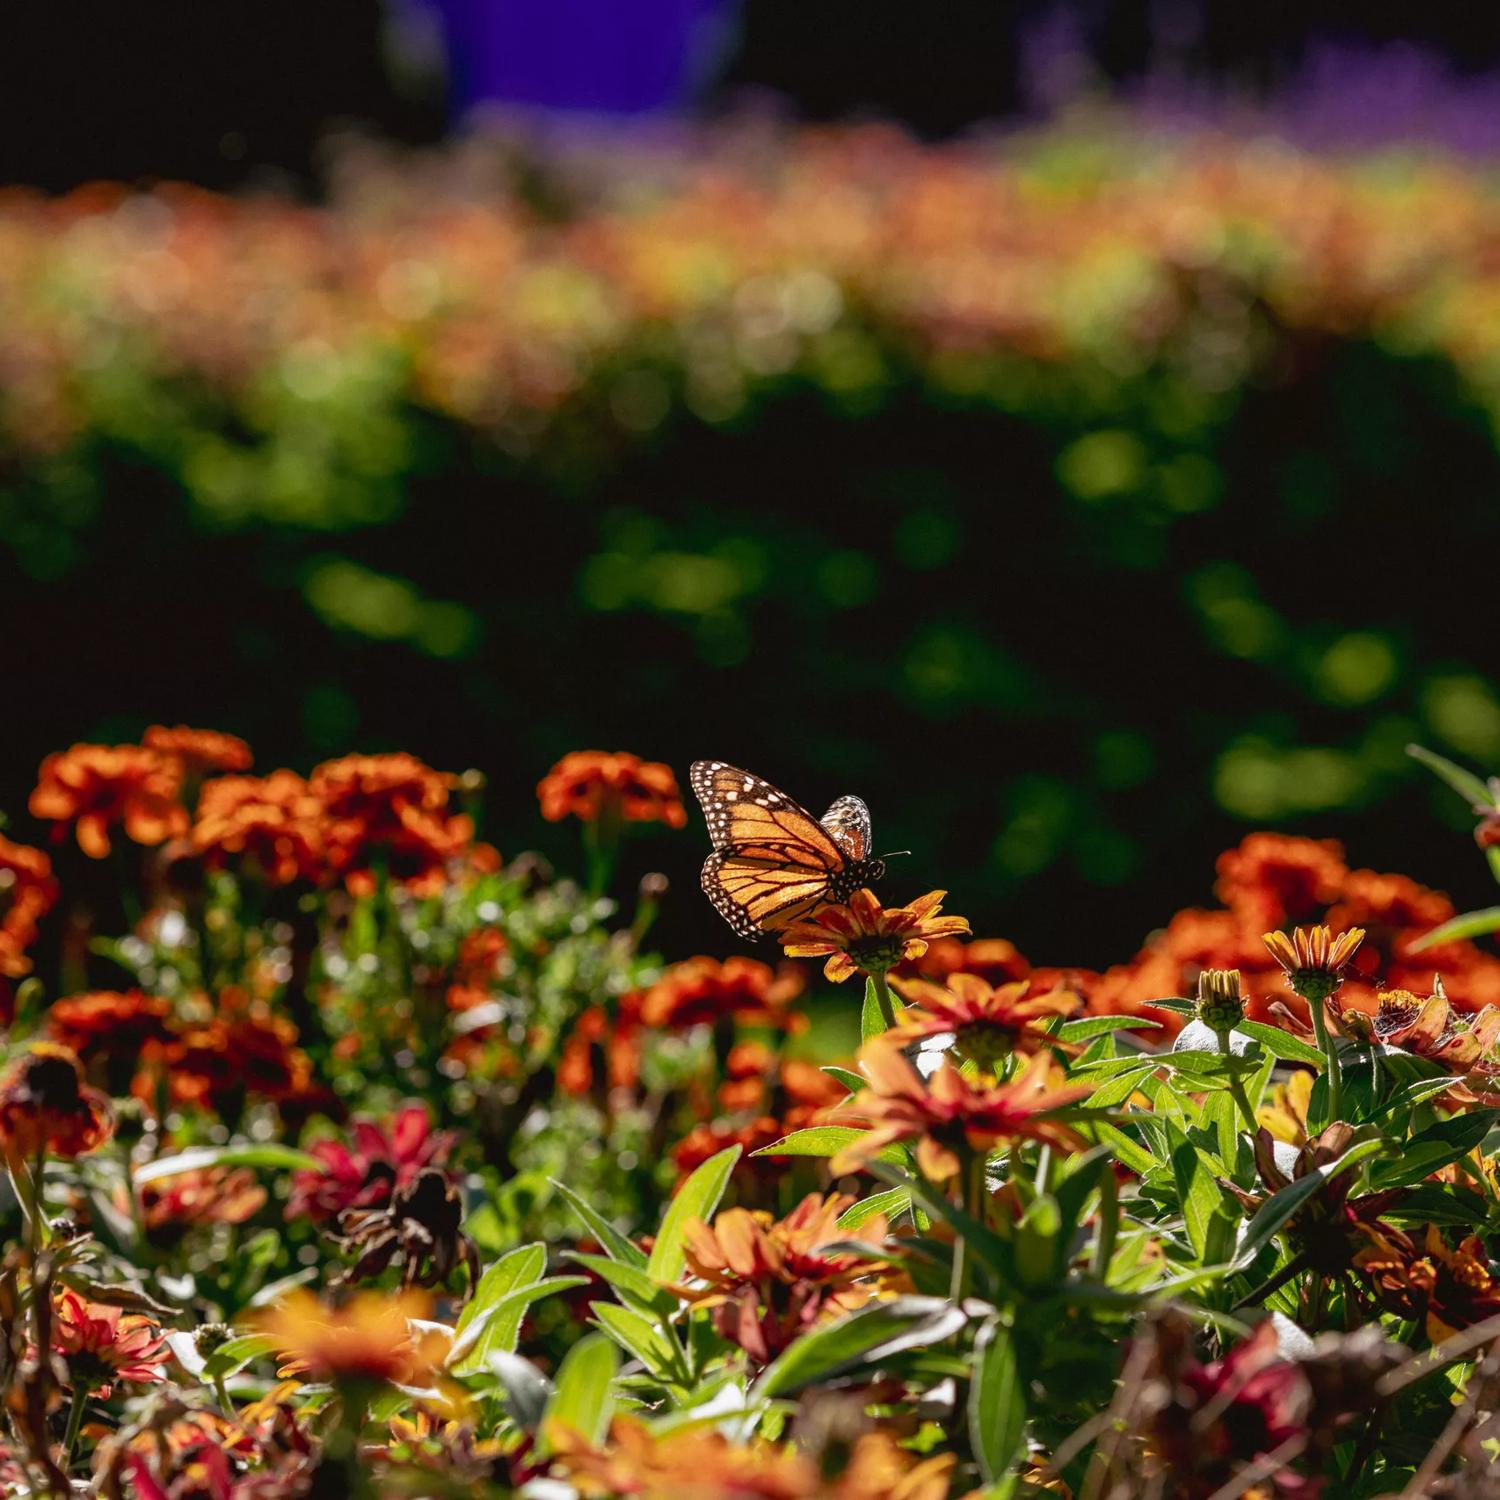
[1308,994,1344,1122]
[213,1374,234,1419]
[1091,1161,1119,1280]
[870,969,897,1032]
[1218,1031,1260,1139]
[949,1152,986,1304]
[61,1386,86,1469]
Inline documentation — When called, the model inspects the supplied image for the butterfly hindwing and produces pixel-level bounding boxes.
[700,850,832,938]
[820,794,872,861]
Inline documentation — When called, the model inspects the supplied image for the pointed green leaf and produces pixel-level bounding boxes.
[646,1145,739,1284]
[1408,907,1500,952]
[551,1181,648,1269]
[449,1277,589,1375]
[590,1303,682,1384]
[1235,1022,1326,1069]
[969,1318,1025,1483]
[569,1253,676,1317]
[1407,743,1493,808]
[836,1187,910,1231]
[134,1144,320,1185]
[542,1334,618,1451]
[751,1126,906,1165]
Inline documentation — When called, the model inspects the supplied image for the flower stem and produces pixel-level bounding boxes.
[1217,1032,1260,1139]
[1308,995,1344,1122]
[870,969,897,1032]
[949,1152,986,1304]
[62,1386,86,1468]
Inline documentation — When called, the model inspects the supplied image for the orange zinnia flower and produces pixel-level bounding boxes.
[1263,924,1366,994]
[834,1045,1089,1180]
[780,889,970,983]
[164,1006,314,1115]
[0,1043,113,1160]
[678,1192,891,1363]
[1368,986,1500,1073]
[311,752,474,896]
[139,1166,267,1236]
[536,750,687,828]
[192,770,325,885]
[1356,1223,1500,1342]
[258,1288,446,1385]
[0,834,58,992]
[29,743,189,858]
[890,974,1080,1068]
[638,955,805,1031]
[52,1290,169,1395]
[1215,833,1348,930]
[143,725,253,774]
[47,989,175,1063]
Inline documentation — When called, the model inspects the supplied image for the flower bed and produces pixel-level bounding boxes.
[0,727,1498,1494]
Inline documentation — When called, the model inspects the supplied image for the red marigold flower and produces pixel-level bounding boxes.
[164,1005,315,1116]
[638,955,805,1031]
[1215,833,1348,930]
[258,1288,446,1385]
[780,889,970,983]
[139,1166,267,1236]
[52,1290,169,1396]
[0,833,58,981]
[834,1045,1089,1180]
[889,974,1080,1068]
[192,771,325,885]
[0,1043,114,1160]
[287,1103,456,1223]
[29,743,189,859]
[143,725,254,774]
[1356,1222,1500,1342]
[536,750,687,828]
[47,989,175,1065]
[678,1192,892,1364]
[310,752,475,896]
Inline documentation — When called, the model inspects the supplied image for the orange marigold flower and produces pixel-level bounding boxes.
[52,1290,168,1395]
[890,974,1080,1069]
[0,833,58,981]
[894,935,1030,986]
[164,1006,314,1115]
[47,989,175,1065]
[29,743,189,859]
[258,1288,446,1385]
[1356,1223,1500,1342]
[0,1043,113,1160]
[536,750,687,829]
[1215,833,1347,930]
[781,889,970,983]
[834,1045,1088,1181]
[143,725,253,774]
[678,1192,891,1364]
[638,955,805,1031]
[192,771,325,885]
[139,1166,267,1236]
[311,752,474,896]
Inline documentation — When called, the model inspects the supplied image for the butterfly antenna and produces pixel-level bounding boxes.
[876,850,912,860]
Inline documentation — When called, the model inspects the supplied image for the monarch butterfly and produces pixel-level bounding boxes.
[690,760,889,940]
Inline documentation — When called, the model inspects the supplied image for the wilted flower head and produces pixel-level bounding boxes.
[51,1290,168,1395]
[287,1103,456,1222]
[890,974,1079,1069]
[144,725,254,774]
[259,1288,446,1386]
[29,743,189,858]
[192,770,325,886]
[1356,1223,1500,1342]
[678,1192,891,1364]
[330,1166,479,1297]
[537,750,687,828]
[781,889,970,983]
[834,1044,1088,1180]
[1368,984,1500,1074]
[0,1042,114,1160]
[639,955,805,1031]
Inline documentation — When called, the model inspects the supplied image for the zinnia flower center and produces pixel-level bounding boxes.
[847,935,906,974]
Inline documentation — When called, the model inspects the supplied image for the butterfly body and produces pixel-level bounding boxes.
[690,760,886,940]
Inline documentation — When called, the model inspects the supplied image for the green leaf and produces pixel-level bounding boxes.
[486,1351,553,1429]
[837,1186,910,1232]
[542,1334,618,1451]
[1142,997,1195,1014]
[133,1143,320,1185]
[1235,1022,1327,1069]
[1085,1065,1159,1110]
[1369,1110,1499,1188]
[591,1303,682,1384]
[753,1296,966,1399]
[569,1253,676,1317]
[1408,907,1500,952]
[551,1181,648,1269]
[646,1145,739,1285]
[1232,1136,1388,1270]
[455,1243,544,1342]
[449,1277,588,1375]
[860,978,902,1041]
[1407,743,1493,808]
[201,1333,279,1382]
[1171,1139,1226,1263]
[1057,1015,1161,1042]
[751,1126,907,1165]
[1092,1122,1156,1177]
[822,1065,867,1095]
[969,1318,1025,1484]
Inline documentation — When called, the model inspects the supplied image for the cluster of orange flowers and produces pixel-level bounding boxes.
[538,751,686,830]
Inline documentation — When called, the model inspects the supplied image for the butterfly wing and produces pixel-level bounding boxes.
[820,794,872,861]
[691,761,848,937]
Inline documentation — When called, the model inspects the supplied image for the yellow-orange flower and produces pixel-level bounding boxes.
[1356,1223,1500,1342]
[834,1045,1088,1181]
[890,974,1080,1068]
[537,750,687,828]
[143,725,253,774]
[0,1043,113,1160]
[192,770,325,885]
[29,743,188,858]
[638,955,805,1031]
[1263,925,1366,986]
[162,1003,315,1115]
[780,889,970,983]
[258,1288,446,1385]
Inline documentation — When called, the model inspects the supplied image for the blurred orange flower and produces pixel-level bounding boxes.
[163,1005,314,1115]
[0,1043,113,1160]
[47,989,175,1066]
[138,1166,267,1236]
[192,770,325,885]
[638,955,805,1031]
[258,1288,445,1385]
[0,832,58,981]
[143,725,253,774]
[1215,833,1348,930]
[781,889,970,983]
[51,1290,168,1395]
[29,743,188,858]
[537,751,687,828]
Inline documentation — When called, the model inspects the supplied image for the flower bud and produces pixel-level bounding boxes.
[1195,969,1245,1037]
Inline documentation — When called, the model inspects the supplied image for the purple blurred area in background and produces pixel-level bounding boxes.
[423,0,738,116]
